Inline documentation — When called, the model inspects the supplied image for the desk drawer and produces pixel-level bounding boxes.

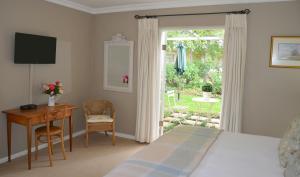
[46,110,66,120]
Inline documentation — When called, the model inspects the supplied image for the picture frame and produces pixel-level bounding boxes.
[270,36,300,68]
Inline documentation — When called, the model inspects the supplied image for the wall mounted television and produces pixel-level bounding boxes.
[14,32,57,64]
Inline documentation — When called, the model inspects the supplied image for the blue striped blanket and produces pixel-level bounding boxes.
[104,126,222,177]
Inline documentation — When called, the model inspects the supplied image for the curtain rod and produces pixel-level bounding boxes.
[134,9,251,19]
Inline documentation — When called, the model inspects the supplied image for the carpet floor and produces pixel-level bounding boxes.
[0,133,145,177]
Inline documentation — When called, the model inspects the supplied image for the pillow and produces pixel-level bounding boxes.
[284,151,300,177]
[279,118,300,168]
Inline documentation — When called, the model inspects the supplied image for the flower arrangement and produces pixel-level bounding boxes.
[42,81,64,96]
[122,74,129,84]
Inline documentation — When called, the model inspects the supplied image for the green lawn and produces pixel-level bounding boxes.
[164,93,221,116]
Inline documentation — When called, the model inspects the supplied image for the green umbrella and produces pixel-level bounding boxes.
[175,43,187,75]
[175,43,187,101]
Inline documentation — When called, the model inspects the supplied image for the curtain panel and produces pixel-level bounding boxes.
[135,18,161,143]
[221,14,247,133]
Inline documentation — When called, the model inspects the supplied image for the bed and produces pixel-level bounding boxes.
[190,132,283,177]
[104,126,284,177]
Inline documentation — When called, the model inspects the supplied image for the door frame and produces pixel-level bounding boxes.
[158,26,225,134]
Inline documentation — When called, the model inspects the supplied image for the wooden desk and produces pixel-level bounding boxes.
[2,104,77,170]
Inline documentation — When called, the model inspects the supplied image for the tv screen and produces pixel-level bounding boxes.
[14,33,57,64]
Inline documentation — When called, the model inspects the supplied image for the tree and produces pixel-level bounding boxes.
[165,29,224,95]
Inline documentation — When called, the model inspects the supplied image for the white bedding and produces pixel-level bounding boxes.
[190,132,284,177]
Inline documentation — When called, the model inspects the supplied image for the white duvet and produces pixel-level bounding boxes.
[190,132,284,177]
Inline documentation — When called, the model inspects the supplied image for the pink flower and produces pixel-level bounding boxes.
[55,80,60,85]
[42,84,49,90]
[122,74,129,83]
[49,84,55,91]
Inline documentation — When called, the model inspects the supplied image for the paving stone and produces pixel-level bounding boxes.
[164,117,182,122]
[211,118,220,124]
[163,122,174,127]
[171,112,188,118]
[163,117,173,122]
[171,118,182,123]
[207,123,214,128]
[171,113,180,117]
[199,117,209,121]
[195,121,202,126]
[206,123,221,128]
[214,124,220,129]
[190,115,200,120]
[178,113,188,118]
[182,120,196,125]
[190,116,209,121]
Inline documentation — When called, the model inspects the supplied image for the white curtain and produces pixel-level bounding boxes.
[135,18,161,143]
[221,14,247,133]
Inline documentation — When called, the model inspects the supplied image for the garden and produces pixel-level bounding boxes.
[163,29,224,132]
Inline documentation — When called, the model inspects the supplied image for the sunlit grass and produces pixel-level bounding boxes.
[164,94,221,114]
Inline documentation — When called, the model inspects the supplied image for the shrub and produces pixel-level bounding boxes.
[165,60,222,95]
[166,63,202,89]
[209,70,222,95]
[194,60,213,79]
[202,83,213,92]
[183,63,200,87]
[166,64,178,87]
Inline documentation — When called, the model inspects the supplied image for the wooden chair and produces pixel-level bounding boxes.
[83,100,116,147]
[34,107,67,167]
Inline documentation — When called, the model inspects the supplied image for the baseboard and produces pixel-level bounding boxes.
[0,130,85,164]
[115,132,135,140]
[0,130,134,164]
[98,131,135,140]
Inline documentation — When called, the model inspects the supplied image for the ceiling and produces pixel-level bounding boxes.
[45,0,294,14]
[69,0,177,8]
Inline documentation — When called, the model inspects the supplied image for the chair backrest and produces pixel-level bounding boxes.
[43,106,68,131]
[83,100,115,118]
[166,90,177,107]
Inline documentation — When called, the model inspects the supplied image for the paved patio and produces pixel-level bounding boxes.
[163,112,220,132]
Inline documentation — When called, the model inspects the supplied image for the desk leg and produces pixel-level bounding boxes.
[27,122,32,170]
[7,119,11,162]
[68,116,73,152]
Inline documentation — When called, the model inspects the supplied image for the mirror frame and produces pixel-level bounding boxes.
[103,35,134,93]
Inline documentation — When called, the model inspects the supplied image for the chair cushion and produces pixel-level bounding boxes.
[87,115,113,123]
[279,118,300,168]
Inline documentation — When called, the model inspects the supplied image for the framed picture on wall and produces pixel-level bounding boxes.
[270,36,300,68]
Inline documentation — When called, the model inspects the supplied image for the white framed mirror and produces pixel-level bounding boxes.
[104,34,133,92]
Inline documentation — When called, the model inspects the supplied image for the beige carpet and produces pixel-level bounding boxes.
[0,133,145,177]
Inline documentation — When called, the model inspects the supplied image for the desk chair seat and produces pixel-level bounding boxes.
[35,126,62,136]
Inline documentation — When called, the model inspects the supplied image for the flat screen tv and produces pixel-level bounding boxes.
[14,32,57,64]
